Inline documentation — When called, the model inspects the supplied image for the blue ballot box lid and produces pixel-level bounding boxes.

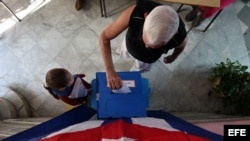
[96,72,147,118]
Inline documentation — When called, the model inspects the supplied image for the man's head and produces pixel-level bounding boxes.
[142,5,179,48]
[45,68,73,90]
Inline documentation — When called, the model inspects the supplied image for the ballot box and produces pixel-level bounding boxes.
[91,72,150,119]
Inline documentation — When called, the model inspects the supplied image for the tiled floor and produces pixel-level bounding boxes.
[0,0,249,117]
[235,0,250,53]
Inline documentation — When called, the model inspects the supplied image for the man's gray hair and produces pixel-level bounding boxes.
[143,5,179,47]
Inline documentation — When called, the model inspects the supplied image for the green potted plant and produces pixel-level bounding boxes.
[208,58,250,115]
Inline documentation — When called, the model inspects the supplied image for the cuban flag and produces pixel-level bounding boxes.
[3,105,223,141]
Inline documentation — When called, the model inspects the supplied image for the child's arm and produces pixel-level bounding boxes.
[44,85,59,100]
[76,74,91,89]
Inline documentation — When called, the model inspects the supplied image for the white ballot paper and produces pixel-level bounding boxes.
[111,81,133,94]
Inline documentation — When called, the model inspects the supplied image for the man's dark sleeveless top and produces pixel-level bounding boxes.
[126,0,187,63]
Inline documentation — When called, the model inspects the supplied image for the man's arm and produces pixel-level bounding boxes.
[164,36,188,63]
[99,5,136,89]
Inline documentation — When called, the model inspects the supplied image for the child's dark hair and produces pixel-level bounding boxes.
[44,68,72,99]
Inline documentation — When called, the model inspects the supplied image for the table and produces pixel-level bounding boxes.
[99,0,220,18]
[99,0,107,17]
[99,0,222,32]
[159,0,220,8]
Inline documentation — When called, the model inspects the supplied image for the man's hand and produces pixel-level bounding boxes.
[106,71,122,89]
[163,55,176,64]
[164,36,187,64]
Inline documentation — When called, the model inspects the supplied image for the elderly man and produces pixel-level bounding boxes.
[99,0,188,89]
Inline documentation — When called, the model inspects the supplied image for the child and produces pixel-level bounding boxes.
[44,68,91,106]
